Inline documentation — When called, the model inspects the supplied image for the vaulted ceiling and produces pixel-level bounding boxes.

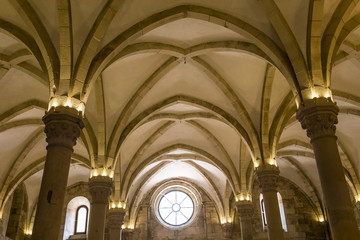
[1,0,360,226]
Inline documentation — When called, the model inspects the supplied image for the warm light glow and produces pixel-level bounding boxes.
[51,100,58,108]
[254,162,259,168]
[112,202,116,208]
[121,225,126,229]
[319,217,324,222]
[239,195,244,201]
[129,225,134,229]
[92,170,98,177]
[102,169,107,176]
[356,196,360,202]
[311,88,319,99]
[246,194,250,201]
[47,96,85,115]
[24,229,32,235]
[65,98,72,107]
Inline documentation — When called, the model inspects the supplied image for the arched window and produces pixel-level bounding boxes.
[259,194,267,229]
[277,192,287,232]
[259,193,287,232]
[74,205,88,234]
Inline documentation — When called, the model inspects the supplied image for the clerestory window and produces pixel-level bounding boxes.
[259,192,287,232]
[74,205,88,234]
[158,190,194,226]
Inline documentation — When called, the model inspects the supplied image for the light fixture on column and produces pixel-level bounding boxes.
[48,96,85,116]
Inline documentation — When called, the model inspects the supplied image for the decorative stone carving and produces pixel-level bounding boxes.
[108,208,126,229]
[88,176,113,204]
[43,106,84,150]
[222,222,233,239]
[122,228,134,240]
[296,97,339,141]
[235,200,253,219]
[255,164,279,193]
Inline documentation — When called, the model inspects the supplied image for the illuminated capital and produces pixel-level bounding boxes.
[43,106,84,150]
[88,176,113,204]
[296,97,339,141]
[255,164,280,193]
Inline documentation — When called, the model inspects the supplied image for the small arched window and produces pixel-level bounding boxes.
[259,194,267,229]
[259,193,287,232]
[277,192,287,232]
[74,205,88,234]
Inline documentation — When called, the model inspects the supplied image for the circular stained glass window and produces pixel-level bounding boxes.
[158,190,194,226]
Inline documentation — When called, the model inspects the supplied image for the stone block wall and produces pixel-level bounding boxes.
[125,187,228,240]
[251,177,327,240]
[58,182,90,240]
[0,194,13,240]
[123,177,328,240]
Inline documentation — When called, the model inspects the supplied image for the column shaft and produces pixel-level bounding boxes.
[222,222,233,240]
[313,136,359,239]
[297,98,360,240]
[88,176,113,240]
[262,191,283,240]
[235,201,253,240]
[108,208,126,240]
[255,165,284,240]
[31,106,83,240]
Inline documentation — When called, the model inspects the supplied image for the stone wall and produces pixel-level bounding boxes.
[0,194,13,240]
[58,182,90,240]
[124,187,230,240]
[124,177,327,240]
[251,177,327,240]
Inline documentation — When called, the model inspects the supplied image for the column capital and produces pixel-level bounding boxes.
[222,222,233,239]
[296,97,339,141]
[255,164,279,193]
[88,176,113,204]
[234,200,253,219]
[43,106,84,150]
[108,208,126,229]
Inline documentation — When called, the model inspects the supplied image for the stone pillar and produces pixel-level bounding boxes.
[108,208,126,240]
[235,201,253,240]
[88,176,113,240]
[24,235,32,240]
[222,222,233,240]
[297,97,360,240]
[255,164,284,240]
[31,106,84,240]
[122,228,134,240]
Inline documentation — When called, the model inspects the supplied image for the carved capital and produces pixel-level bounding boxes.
[43,106,84,150]
[122,228,134,240]
[234,201,254,219]
[255,165,279,193]
[222,222,233,239]
[296,97,339,141]
[108,208,126,229]
[88,176,113,204]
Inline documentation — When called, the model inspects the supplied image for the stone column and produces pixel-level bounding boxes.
[31,106,84,240]
[255,164,284,240]
[88,176,113,240]
[235,201,253,240]
[297,97,360,239]
[24,234,31,240]
[108,208,126,240]
[222,222,233,240]
[122,228,134,240]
